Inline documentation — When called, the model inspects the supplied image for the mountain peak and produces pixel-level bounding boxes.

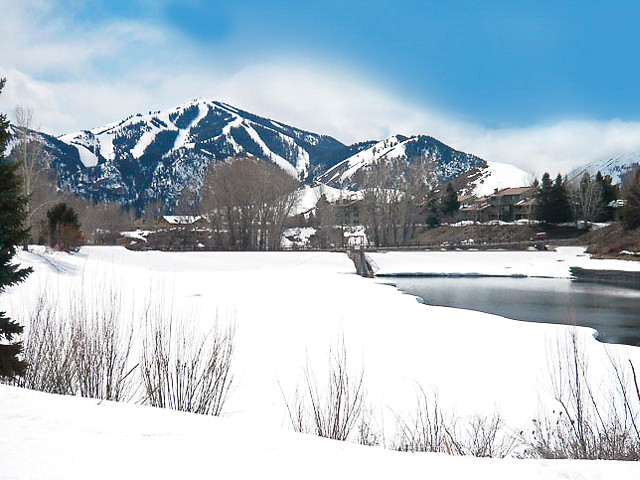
[13,100,530,211]
[318,133,488,189]
[39,100,356,211]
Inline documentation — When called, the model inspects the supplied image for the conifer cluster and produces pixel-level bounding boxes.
[0,78,32,378]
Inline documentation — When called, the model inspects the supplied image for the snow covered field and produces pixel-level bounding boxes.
[2,246,640,478]
[369,246,640,277]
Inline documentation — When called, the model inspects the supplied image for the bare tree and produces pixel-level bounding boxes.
[79,200,134,244]
[570,172,603,223]
[360,156,437,247]
[12,106,59,246]
[200,157,300,250]
[175,186,201,216]
[623,167,640,230]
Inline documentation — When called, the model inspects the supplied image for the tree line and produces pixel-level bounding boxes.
[532,168,640,230]
[4,72,640,254]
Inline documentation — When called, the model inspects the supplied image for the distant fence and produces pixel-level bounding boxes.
[125,240,538,253]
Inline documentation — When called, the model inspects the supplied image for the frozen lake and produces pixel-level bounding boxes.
[393,276,640,347]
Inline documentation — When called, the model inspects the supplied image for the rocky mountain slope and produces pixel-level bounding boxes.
[15,100,364,211]
[7,101,531,211]
[569,152,640,185]
[318,134,485,188]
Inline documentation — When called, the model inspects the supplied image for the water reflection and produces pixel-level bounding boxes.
[393,276,640,347]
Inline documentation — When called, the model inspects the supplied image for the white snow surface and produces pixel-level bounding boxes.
[74,143,99,167]
[322,135,406,184]
[2,246,640,479]
[281,227,317,248]
[1,382,636,480]
[471,161,532,197]
[293,183,363,215]
[570,151,640,185]
[368,246,640,277]
[4,383,636,480]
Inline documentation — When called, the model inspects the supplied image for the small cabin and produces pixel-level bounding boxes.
[158,215,206,228]
[344,230,368,251]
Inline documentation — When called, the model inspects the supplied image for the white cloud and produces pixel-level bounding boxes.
[3,2,640,176]
[450,119,640,177]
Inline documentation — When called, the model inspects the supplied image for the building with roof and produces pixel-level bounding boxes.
[158,215,207,228]
[459,187,537,222]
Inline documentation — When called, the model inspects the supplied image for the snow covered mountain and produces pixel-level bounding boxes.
[24,100,362,211]
[316,134,530,195]
[8,101,529,210]
[569,152,640,185]
[454,160,532,197]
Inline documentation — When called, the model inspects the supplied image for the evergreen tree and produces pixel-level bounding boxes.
[536,173,572,223]
[0,78,31,378]
[595,171,618,221]
[440,183,460,217]
[550,174,573,223]
[535,172,554,222]
[45,202,83,250]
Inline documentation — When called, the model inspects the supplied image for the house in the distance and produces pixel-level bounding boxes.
[459,187,537,222]
[158,215,207,229]
[459,195,492,223]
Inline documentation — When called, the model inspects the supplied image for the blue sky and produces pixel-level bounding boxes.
[58,0,640,126]
[2,0,640,173]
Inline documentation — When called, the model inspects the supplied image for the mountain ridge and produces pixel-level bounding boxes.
[8,99,531,212]
[317,134,489,189]
[569,151,640,185]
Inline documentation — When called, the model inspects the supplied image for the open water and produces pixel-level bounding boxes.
[393,276,640,347]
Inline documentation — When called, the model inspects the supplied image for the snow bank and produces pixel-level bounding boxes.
[472,161,531,197]
[2,246,640,478]
[369,247,640,278]
[1,383,637,479]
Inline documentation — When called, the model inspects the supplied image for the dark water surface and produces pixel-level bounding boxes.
[392,276,640,347]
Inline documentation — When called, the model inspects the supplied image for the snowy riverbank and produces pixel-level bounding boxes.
[1,246,639,478]
[369,246,640,278]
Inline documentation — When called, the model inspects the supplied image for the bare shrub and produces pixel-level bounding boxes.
[526,330,640,460]
[283,339,366,441]
[460,412,518,458]
[392,386,457,454]
[69,288,136,401]
[140,308,235,416]
[357,405,382,447]
[7,292,136,401]
[12,295,76,394]
[200,157,300,250]
[7,287,234,415]
[392,386,516,457]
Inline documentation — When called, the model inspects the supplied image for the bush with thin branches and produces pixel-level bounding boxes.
[392,386,517,457]
[393,386,458,454]
[12,294,76,394]
[68,288,136,401]
[283,339,366,442]
[140,307,235,416]
[526,330,640,460]
[8,292,135,401]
